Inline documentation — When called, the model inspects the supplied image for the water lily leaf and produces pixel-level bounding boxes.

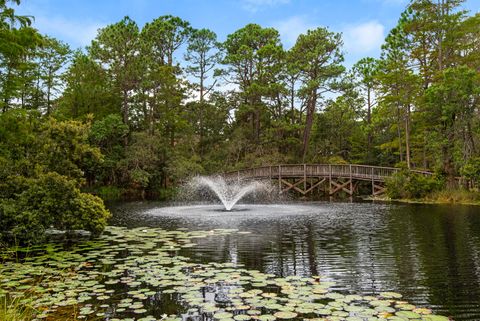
[395,311,421,319]
[273,311,297,319]
[214,312,234,319]
[380,292,403,299]
[258,315,276,321]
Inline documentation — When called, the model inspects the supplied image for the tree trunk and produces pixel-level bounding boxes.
[122,89,129,145]
[290,80,295,125]
[405,104,411,169]
[443,115,457,188]
[122,89,129,125]
[396,102,403,163]
[423,133,428,169]
[47,87,51,115]
[46,69,53,115]
[255,107,260,142]
[199,71,205,156]
[302,91,316,160]
[367,87,373,161]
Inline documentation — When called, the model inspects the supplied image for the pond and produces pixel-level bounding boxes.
[110,201,480,321]
[1,201,480,321]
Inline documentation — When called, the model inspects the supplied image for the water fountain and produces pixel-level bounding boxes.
[189,175,268,211]
[146,174,317,219]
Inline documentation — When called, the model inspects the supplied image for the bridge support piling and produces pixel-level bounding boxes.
[304,164,307,192]
[349,164,353,196]
[278,165,282,194]
[371,167,374,196]
[329,164,332,195]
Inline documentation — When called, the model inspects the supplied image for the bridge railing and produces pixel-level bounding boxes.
[226,164,433,182]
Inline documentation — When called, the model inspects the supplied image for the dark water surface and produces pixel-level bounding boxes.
[109,201,480,320]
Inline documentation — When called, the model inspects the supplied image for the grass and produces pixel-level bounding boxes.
[83,185,124,201]
[367,188,480,206]
[425,188,480,205]
[0,296,35,321]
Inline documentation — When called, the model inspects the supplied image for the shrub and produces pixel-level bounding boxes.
[386,170,444,199]
[0,172,110,245]
[460,157,480,188]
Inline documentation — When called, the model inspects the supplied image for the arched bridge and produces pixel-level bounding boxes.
[225,164,433,196]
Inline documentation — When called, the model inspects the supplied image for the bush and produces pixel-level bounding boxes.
[460,157,480,189]
[0,173,111,245]
[0,111,110,246]
[386,170,444,199]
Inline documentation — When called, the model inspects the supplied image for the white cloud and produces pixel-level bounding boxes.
[33,15,104,48]
[273,16,315,47]
[242,0,290,12]
[342,21,385,54]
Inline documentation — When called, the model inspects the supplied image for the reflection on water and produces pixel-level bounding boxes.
[109,201,480,320]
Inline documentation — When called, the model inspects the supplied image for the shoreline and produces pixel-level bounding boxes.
[364,196,480,206]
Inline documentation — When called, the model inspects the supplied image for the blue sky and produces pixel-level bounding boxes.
[17,0,480,67]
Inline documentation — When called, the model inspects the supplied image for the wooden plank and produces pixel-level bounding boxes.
[304,178,326,194]
[330,179,353,195]
[281,178,307,194]
[373,183,386,196]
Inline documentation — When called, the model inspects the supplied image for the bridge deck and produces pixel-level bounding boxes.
[224,164,432,196]
[226,164,432,182]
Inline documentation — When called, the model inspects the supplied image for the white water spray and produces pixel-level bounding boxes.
[190,176,268,211]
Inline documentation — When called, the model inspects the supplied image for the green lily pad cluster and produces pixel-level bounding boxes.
[0,226,450,321]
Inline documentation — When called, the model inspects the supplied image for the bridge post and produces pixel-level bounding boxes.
[371,167,374,196]
[304,164,307,192]
[329,164,332,195]
[349,164,353,194]
[278,165,282,194]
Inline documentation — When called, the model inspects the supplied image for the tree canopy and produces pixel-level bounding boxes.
[1,0,479,204]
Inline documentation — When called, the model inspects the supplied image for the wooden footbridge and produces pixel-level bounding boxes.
[225,164,433,196]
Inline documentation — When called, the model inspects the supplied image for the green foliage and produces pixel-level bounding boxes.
[0,109,102,182]
[0,110,109,245]
[289,27,344,159]
[223,23,284,143]
[386,170,444,199]
[423,66,480,179]
[0,296,35,321]
[91,186,124,201]
[88,114,128,184]
[460,157,480,188]
[1,0,480,205]
[0,172,110,245]
[166,154,204,182]
[427,188,480,205]
[90,16,140,126]
[37,36,71,114]
[324,156,348,165]
[57,51,120,119]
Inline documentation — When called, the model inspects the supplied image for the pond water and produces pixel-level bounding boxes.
[2,201,480,321]
[110,201,480,320]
